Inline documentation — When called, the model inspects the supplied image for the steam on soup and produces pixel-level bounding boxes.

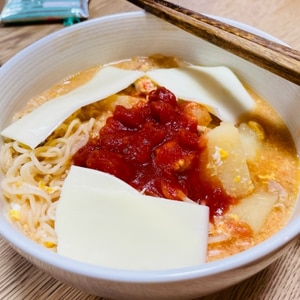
[0,55,299,267]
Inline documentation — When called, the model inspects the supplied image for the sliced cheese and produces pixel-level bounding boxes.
[55,166,209,270]
[146,66,255,122]
[1,65,254,149]
[64,165,139,194]
[0,67,144,149]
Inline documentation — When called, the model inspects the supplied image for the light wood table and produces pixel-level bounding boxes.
[0,1,299,299]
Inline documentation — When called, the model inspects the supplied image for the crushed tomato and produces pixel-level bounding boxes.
[73,87,234,219]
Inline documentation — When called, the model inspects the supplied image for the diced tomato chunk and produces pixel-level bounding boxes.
[148,86,177,106]
[73,86,233,220]
[113,104,151,128]
[86,150,133,182]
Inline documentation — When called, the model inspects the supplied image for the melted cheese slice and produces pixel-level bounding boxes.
[147,66,255,122]
[55,166,209,270]
[1,67,144,149]
[1,65,255,149]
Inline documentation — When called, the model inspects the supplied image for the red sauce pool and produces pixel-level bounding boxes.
[73,87,234,219]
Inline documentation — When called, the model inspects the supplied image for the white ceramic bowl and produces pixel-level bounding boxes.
[0,12,300,300]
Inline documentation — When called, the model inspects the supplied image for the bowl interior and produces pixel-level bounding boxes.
[0,11,299,284]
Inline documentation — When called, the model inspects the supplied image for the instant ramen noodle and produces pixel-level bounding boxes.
[1,55,299,264]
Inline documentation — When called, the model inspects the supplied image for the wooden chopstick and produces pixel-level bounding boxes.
[127,0,300,86]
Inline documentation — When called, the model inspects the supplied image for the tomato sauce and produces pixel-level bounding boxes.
[73,87,234,219]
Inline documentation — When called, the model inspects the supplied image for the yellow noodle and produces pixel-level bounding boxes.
[1,56,299,261]
[1,112,103,248]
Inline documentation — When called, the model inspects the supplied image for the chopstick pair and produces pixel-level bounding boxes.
[127,0,300,86]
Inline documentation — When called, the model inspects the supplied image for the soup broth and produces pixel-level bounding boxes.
[1,55,299,262]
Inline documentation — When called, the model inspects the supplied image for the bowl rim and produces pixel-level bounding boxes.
[1,212,299,283]
[0,10,299,284]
